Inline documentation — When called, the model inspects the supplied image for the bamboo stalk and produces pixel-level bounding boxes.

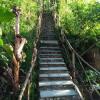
[18,48,37,100]
[72,51,75,80]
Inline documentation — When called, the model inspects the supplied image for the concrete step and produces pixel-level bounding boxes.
[40,38,57,41]
[39,50,61,52]
[40,89,78,98]
[39,58,63,60]
[39,58,64,62]
[39,52,62,54]
[41,34,55,36]
[39,73,70,78]
[39,62,65,65]
[41,32,55,34]
[39,85,75,91]
[39,77,71,81]
[40,64,66,67]
[41,36,57,40]
[39,97,80,100]
[39,54,62,56]
[40,40,58,44]
[39,60,64,62]
[41,35,56,38]
[39,70,68,74]
[39,49,61,51]
[40,67,67,71]
[40,44,59,47]
[39,47,61,51]
[39,80,73,87]
[39,61,64,63]
[40,47,60,49]
[39,55,63,58]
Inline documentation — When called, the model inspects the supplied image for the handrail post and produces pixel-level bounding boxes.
[61,29,65,43]
[18,6,42,99]
[72,50,76,81]
[25,79,31,100]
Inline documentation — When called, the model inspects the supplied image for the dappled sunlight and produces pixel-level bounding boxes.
[0,0,100,100]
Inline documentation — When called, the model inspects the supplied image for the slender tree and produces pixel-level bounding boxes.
[12,6,27,90]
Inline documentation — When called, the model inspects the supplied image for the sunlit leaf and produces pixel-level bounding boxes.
[0,39,3,46]
[0,27,2,37]
[3,44,13,57]
[0,52,9,67]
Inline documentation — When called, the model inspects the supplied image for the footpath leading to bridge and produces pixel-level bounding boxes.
[38,12,83,100]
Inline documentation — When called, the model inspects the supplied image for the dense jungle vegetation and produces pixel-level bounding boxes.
[58,0,100,51]
[0,0,39,99]
[57,0,100,99]
[0,0,100,100]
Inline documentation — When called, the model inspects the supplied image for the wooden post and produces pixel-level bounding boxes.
[26,74,32,100]
[49,0,50,9]
[72,51,75,81]
[41,0,43,10]
[39,0,43,11]
[61,29,65,43]
[15,12,20,34]
[26,80,31,100]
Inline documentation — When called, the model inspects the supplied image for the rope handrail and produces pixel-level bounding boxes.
[60,29,100,75]
[77,56,100,96]
[81,43,96,56]
[59,32,84,99]
[18,10,43,100]
[18,47,37,100]
[81,39,100,56]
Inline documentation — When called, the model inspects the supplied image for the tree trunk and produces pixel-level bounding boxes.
[12,35,27,90]
[12,54,20,90]
[12,6,27,91]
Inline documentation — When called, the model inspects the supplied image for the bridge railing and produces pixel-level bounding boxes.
[52,4,100,97]
[58,28,100,98]
[52,1,100,76]
[18,9,43,100]
[59,28,100,75]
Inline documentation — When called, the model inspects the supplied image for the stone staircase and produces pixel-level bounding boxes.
[38,13,82,100]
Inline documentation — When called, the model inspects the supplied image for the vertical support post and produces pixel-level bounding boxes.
[61,29,65,43]
[24,76,32,100]
[40,0,44,12]
[27,80,31,100]
[49,0,50,9]
[15,14,20,34]
[72,51,75,81]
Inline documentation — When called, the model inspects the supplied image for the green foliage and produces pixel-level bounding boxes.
[0,40,13,68]
[3,44,13,58]
[57,0,100,95]
[0,0,39,66]
[85,70,99,83]
[0,38,3,46]
[43,0,57,12]
[0,27,2,37]
[19,0,39,33]
[0,52,9,67]
[58,0,100,52]
[0,0,39,99]
[0,0,38,35]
